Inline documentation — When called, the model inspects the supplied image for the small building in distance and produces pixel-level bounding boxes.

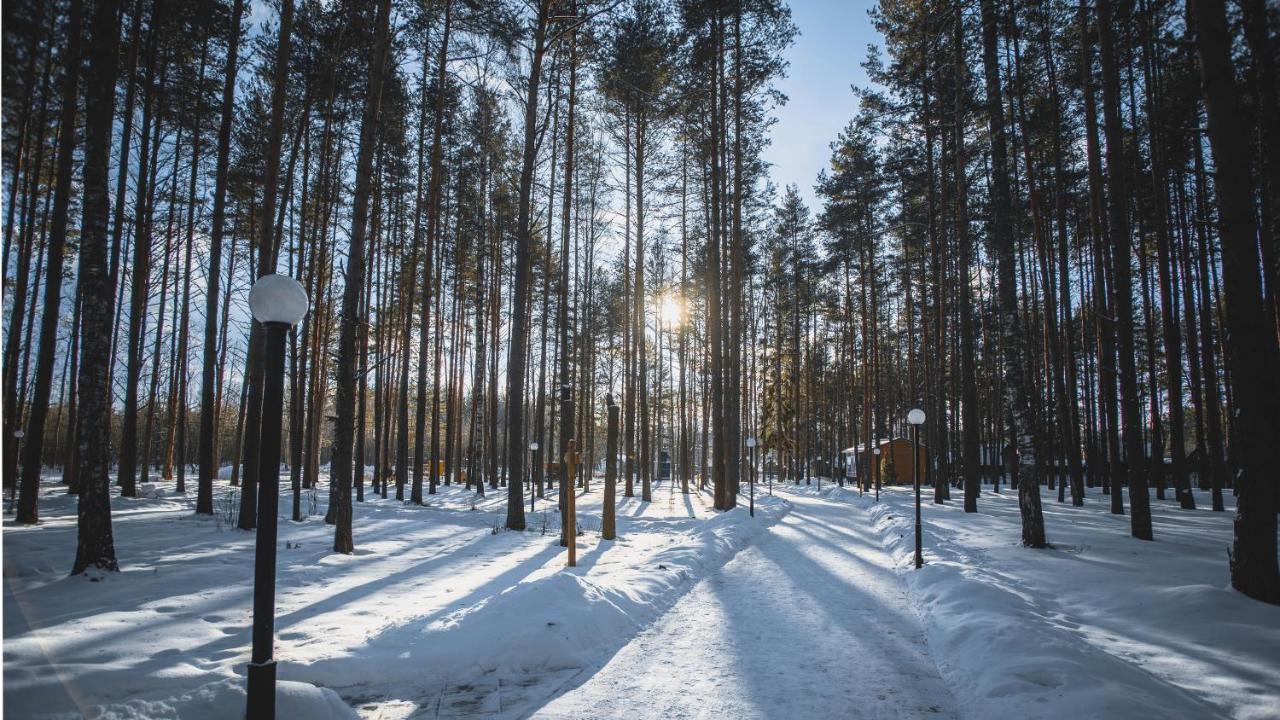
[842,437,927,486]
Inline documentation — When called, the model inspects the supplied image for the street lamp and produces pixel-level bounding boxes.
[528,441,539,512]
[746,437,757,517]
[872,444,881,501]
[245,274,308,720]
[907,408,926,569]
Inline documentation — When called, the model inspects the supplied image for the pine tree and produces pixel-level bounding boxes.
[333,0,392,554]
[71,0,124,576]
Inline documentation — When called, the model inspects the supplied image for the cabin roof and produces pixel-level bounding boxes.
[841,437,927,454]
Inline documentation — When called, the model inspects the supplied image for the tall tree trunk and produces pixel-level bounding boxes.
[504,0,553,531]
[1190,0,1280,604]
[195,0,242,514]
[71,0,123,575]
[237,0,293,531]
[333,0,392,553]
[558,26,579,516]
[979,0,1046,546]
[1237,0,1280,334]
[118,5,164,498]
[727,5,746,509]
[1191,132,1226,511]
[171,44,206,494]
[708,7,727,510]
[1098,0,1153,540]
[635,116,650,503]
[1080,0,1124,513]
[409,9,445,504]
[16,0,83,524]
[953,1,979,514]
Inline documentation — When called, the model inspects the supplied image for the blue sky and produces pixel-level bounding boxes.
[762,0,881,212]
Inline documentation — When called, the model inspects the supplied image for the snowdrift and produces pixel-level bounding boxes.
[75,678,355,720]
[854,486,1280,720]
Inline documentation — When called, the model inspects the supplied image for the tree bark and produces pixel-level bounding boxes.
[16,0,83,524]
[979,0,1046,546]
[504,0,553,531]
[1098,0,1153,540]
[333,0,392,553]
[71,0,123,575]
[196,0,242,514]
[1190,0,1280,604]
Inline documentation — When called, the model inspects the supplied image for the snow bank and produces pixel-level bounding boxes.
[77,678,355,720]
[293,495,789,691]
[852,486,1280,720]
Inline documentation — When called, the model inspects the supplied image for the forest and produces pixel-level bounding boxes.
[3,0,1279,593]
[2,0,1280,713]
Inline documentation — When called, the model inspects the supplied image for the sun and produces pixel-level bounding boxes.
[659,293,685,328]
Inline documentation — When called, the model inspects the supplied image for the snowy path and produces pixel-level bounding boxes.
[530,487,959,719]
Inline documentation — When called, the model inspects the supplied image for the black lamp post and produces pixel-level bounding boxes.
[873,444,881,502]
[529,441,539,513]
[746,437,757,517]
[908,408,926,569]
[246,274,309,720]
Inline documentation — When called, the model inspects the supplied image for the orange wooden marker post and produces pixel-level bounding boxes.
[564,439,578,567]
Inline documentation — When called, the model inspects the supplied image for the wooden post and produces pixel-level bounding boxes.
[603,397,618,540]
[559,383,574,549]
[564,438,578,567]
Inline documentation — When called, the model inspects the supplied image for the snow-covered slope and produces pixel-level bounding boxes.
[854,484,1280,720]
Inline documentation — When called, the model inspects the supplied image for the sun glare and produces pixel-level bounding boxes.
[659,293,685,328]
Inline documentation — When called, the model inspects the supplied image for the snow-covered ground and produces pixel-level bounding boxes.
[2,473,785,719]
[854,482,1280,720]
[533,484,960,719]
[4,473,1278,719]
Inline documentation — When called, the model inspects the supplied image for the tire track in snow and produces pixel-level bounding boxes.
[529,488,961,720]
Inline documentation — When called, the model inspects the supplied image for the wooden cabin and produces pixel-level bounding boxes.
[842,437,927,486]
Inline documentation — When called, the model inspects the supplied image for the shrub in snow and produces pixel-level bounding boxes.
[216,487,239,527]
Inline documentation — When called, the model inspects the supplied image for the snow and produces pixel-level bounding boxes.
[80,679,355,720]
[5,473,1278,719]
[3,475,784,718]
[532,484,960,719]
[854,483,1280,720]
[293,483,789,711]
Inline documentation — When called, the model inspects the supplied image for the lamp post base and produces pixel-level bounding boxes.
[247,659,277,720]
